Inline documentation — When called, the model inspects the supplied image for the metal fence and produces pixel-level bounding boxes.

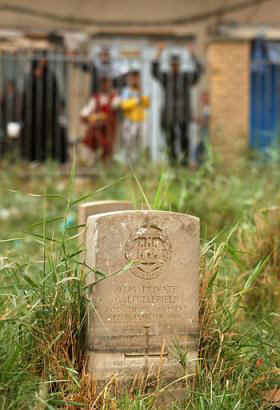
[0,48,201,165]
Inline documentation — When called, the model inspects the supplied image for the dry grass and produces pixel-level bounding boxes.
[1,155,280,408]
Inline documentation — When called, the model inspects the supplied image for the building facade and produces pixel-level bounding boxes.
[208,26,280,160]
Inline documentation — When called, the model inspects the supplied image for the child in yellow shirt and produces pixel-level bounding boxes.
[121,70,149,162]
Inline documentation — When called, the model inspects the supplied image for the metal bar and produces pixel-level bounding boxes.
[36,51,43,162]
[26,49,33,161]
[0,52,4,156]
[57,49,63,162]
[76,51,86,145]
[52,49,59,161]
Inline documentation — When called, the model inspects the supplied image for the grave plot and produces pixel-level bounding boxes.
[86,210,200,382]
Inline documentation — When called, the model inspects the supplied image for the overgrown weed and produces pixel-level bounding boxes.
[1,155,280,408]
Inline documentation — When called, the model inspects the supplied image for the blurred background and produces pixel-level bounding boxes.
[0,0,279,168]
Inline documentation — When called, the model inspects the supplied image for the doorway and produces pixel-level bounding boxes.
[250,39,280,151]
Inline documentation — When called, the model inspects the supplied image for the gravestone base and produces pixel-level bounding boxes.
[87,352,192,409]
[87,350,197,383]
[153,387,188,409]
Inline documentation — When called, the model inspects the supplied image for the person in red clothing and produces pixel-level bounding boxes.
[80,76,120,161]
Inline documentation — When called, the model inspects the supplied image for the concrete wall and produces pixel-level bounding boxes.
[208,39,250,161]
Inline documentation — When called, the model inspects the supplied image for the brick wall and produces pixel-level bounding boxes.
[208,40,250,161]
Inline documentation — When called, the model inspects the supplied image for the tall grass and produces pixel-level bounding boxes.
[0,155,280,408]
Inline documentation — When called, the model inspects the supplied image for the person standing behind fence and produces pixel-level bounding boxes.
[82,46,124,94]
[151,42,202,166]
[21,55,68,163]
[121,70,149,163]
[0,81,21,154]
[80,76,120,162]
[196,90,210,165]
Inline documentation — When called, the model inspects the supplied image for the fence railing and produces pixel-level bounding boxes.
[0,49,200,165]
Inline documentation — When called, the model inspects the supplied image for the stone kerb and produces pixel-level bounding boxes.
[78,200,133,246]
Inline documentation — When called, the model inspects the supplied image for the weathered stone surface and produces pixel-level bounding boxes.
[86,210,200,381]
[78,200,132,245]
[255,206,280,232]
